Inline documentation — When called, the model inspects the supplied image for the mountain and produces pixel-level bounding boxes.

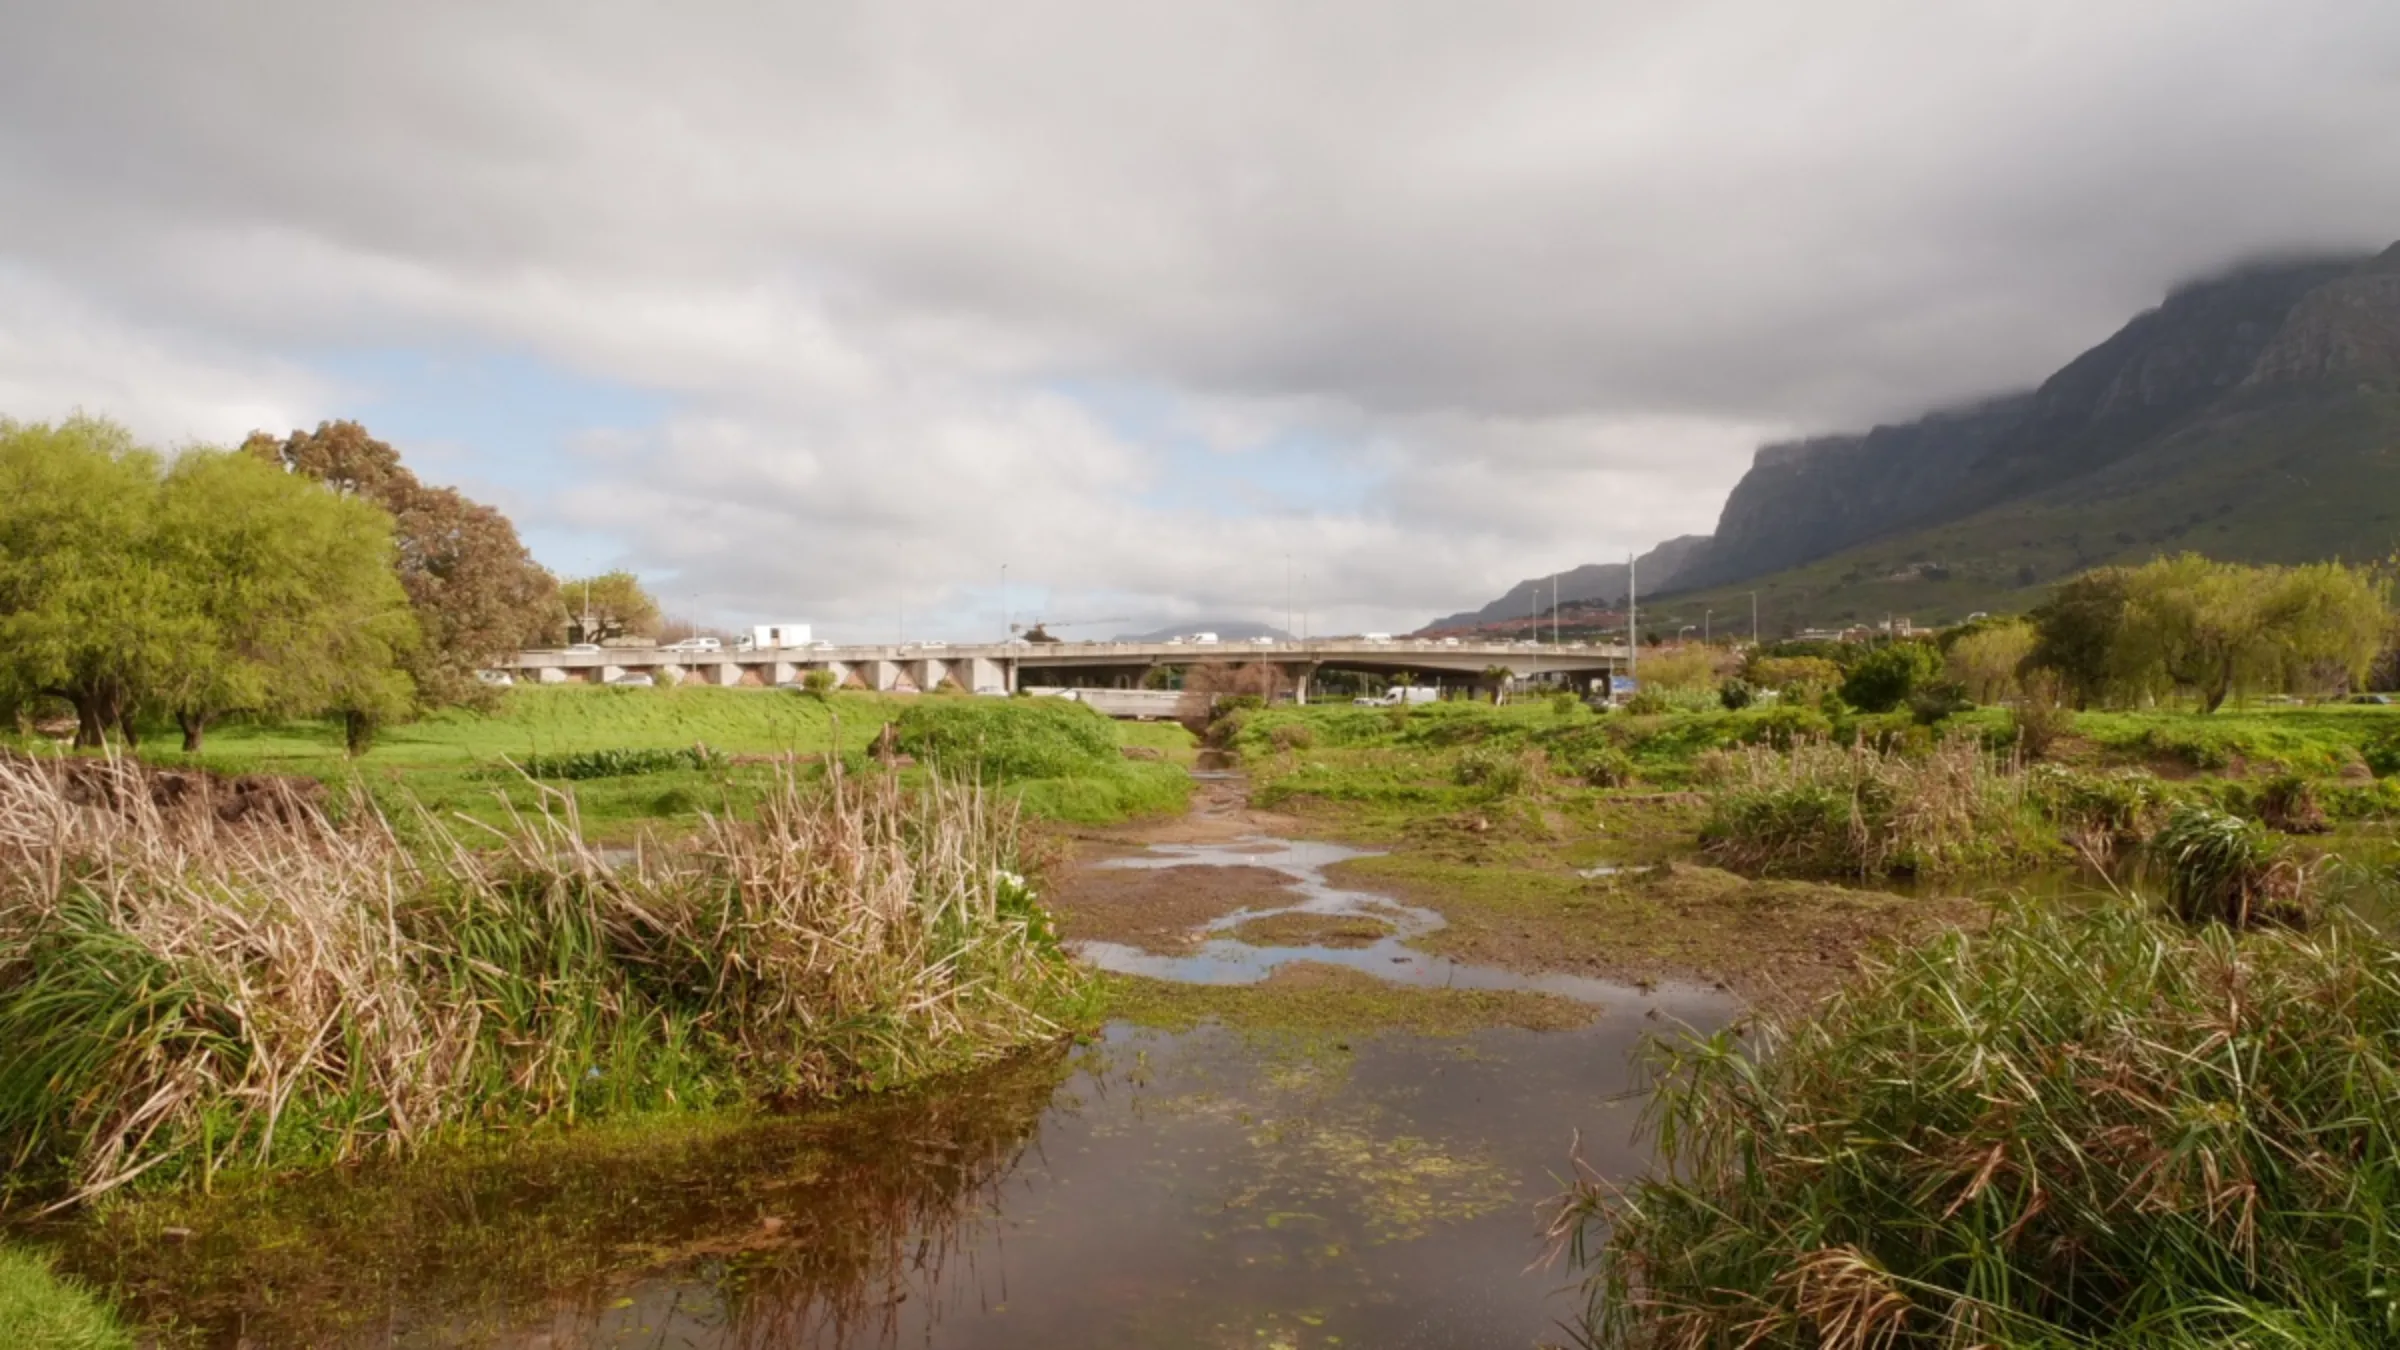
[1115,620,1296,642]
[1421,535,1708,633]
[1499,243,2400,636]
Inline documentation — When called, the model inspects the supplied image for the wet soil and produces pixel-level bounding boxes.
[1052,862,1308,954]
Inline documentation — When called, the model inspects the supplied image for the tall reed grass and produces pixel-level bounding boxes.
[0,755,1078,1209]
[1698,737,2060,878]
[1557,902,2400,1348]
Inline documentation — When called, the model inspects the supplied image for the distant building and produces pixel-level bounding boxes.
[750,622,812,648]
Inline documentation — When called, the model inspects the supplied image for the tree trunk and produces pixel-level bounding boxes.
[71,694,107,749]
[118,705,141,750]
[342,709,378,757]
[179,710,211,754]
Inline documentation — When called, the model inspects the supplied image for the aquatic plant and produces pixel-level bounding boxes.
[0,1244,128,1350]
[2151,803,2316,929]
[483,743,726,781]
[0,753,1078,1208]
[1557,902,2400,1348]
[1698,736,2055,878]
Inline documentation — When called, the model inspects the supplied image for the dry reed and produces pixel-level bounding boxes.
[0,754,1077,1209]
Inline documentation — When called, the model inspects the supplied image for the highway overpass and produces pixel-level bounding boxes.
[503,637,1631,701]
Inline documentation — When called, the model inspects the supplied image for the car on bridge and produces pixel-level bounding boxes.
[563,643,602,655]
[666,636,721,653]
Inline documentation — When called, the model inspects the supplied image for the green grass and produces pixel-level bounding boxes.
[1562,899,2400,1348]
[8,688,1198,834]
[0,1245,129,1350]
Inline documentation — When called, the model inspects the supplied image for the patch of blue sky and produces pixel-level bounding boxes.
[301,344,671,574]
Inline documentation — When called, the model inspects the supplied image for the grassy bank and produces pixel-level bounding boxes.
[7,687,1197,835]
[0,1245,127,1350]
[1559,901,2400,1348]
[0,752,1086,1207]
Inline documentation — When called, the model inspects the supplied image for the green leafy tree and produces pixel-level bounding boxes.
[0,418,190,747]
[246,421,558,707]
[559,570,660,644]
[2024,569,2132,708]
[1838,642,1941,713]
[150,451,419,751]
[1943,619,2035,704]
[2114,554,2386,712]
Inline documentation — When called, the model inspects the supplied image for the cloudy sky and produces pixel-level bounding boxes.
[4,2,2397,639]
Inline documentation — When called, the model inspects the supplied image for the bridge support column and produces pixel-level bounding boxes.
[770,661,798,685]
[538,667,569,685]
[864,660,900,692]
[601,664,626,684]
[1287,662,1320,706]
[715,662,742,687]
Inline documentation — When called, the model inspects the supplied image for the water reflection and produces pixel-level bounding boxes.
[54,1010,1728,1349]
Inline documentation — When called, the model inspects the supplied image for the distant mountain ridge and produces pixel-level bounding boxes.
[1115,620,1295,642]
[1428,242,2400,632]
[1421,535,1707,632]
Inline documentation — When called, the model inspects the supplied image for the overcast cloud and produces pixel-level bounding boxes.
[3,1,2397,638]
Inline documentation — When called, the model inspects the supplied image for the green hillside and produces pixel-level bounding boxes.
[1643,379,2400,635]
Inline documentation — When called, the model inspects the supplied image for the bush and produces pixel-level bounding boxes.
[1563,902,2400,1348]
[1699,737,2054,877]
[2006,673,2074,759]
[1905,679,1972,726]
[1622,690,1672,716]
[1837,642,1941,714]
[2027,764,2162,862]
[1728,704,1832,750]
[1268,722,1316,753]
[2152,803,2316,928]
[1717,678,1755,711]
[799,668,836,698]
[2364,721,2400,777]
[893,698,1119,781]
[492,744,725,781]
[1452,746,1529,795]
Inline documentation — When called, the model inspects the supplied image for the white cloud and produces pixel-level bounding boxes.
[2,1,2397,633]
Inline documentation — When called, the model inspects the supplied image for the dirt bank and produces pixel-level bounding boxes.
[1049,862,1305,954]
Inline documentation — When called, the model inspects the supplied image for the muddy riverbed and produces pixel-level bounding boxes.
[48,773,1742,1348]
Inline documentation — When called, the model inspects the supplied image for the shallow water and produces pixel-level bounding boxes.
[46,828,1736,1349]
[1076,836,1724,1006]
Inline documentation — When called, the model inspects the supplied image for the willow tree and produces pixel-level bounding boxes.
[151,450,419,752]
[0,418,185,746]
[2111,555,2386,711]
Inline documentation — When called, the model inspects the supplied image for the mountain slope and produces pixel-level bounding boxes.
[1422,535,1706,632]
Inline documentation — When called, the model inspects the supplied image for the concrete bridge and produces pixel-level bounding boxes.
[503,637,1630,703]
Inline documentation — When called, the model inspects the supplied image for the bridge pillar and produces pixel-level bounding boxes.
[770,661,798,686]
[1287,662,1321,706]
[538,667,569,685]
[715,662,742,687]
[601,664,626,684]
[864,660,901,692]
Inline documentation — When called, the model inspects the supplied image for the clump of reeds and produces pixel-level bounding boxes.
[1555,901,2400,1348]
[2152,803,2317,929]
[1698,736,2056,877]
[0,754,1077,1209]
[2026,762,2165,864]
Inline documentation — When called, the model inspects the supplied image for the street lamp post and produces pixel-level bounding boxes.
[1001,563,1009,640]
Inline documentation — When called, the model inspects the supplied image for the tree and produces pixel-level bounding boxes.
[559,570,659,644]
[1944,619,2035,704]
[0,418,187,746]
[2024,569,2131,709]
[246,422,558,708]
[2114,555,2386,712]
[1839,642,1940,713]
[149,451,419,751]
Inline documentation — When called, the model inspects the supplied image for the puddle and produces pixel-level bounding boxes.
[51,1017,1724,1349]
[1076,837,1720,1010]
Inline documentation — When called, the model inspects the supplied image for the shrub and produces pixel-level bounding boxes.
[2152,803,2316,928]
[1728,704,1831,750]
[2026,764,2162,862]
[2005,672,2074,759]
[1699,737,2053,877]
[799,668,836,698]
[893,698,1119,781]
[1561,903,2400,1348]
[1622,690,1672,716]
[1268,722,1315,753]
[1717,678,1755,711]
[2253,772,2330,834]
[1905,679,1972,726]
[1452,746,1529,795]
[1745,654,1842,695]
[1837,642,1941,714]
[492,744,725,781]
[2364,721,2400,777]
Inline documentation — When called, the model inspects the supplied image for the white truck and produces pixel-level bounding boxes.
[1355,685,1439,707]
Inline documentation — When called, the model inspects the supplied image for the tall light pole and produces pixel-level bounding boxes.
[1751,590,1759,646]
[1552,573,1561,647]
[1627,551,1639,686]
[1704,608,1712,644]
[1285,553,1293,641]
[1001,563,1009,640]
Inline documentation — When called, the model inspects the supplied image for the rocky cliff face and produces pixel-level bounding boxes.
[1672,253,2371,593]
